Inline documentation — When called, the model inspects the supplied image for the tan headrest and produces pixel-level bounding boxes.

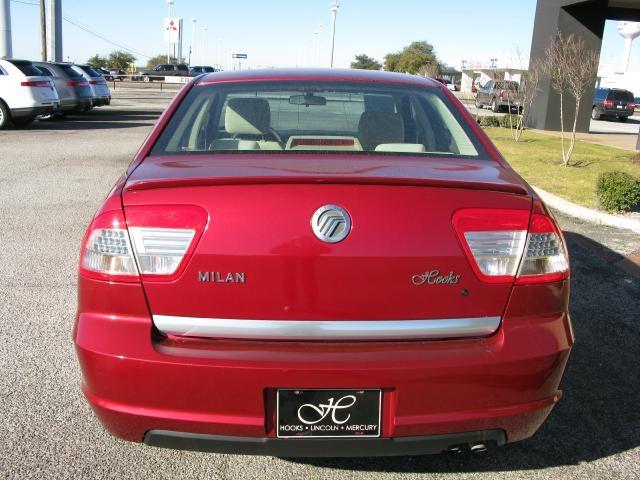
[358,112,404,150]
[225,98,271,136]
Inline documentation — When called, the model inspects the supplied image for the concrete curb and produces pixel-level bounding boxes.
[533,186,640,234]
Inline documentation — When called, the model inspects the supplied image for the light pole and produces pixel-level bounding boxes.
[166,0,174,63]
[312,30,319,66]
[217,38,222,69]
[202,26,208,65]
[329,1,339,68]
[189,17,196,65]
[315,22,323,66]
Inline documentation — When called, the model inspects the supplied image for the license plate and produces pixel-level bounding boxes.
[617,105,623,109]
[276,389,381,438]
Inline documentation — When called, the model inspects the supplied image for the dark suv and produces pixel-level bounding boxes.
[592,88,635,122]
[139,64,189,82]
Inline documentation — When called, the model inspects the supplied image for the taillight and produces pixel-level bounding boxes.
[603,100,615,108]
[453,208,569,284]
[627,102,636,109]
[79,210,139,282]
[515,213,569,284]
[79,205,207,282]
[21,80,51,87]
[67,79,88,87]
[498,90,505,99]
[89,79,107,85]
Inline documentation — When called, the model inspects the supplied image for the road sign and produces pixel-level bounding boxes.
[232,53,248,59]
[163,17,180,44]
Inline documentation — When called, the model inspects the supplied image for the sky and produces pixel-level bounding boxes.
[6,0,640,71]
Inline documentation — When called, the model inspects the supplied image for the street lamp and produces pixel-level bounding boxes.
[329,1,339,68]
[202,27,208,65]
[313,30,319,67]
[189,17,196,65]
[315,22,324,66]
[166,0,174,63]
[217,38,222,69]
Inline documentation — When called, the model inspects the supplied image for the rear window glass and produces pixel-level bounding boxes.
[7,60,43,76]
[59,65,83,78]
[79,66,101,77]
[152,82,486,158]
[494,81,518,91]
[608,90,634,102]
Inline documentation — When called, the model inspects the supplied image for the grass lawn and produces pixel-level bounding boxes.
[485,127,640,208]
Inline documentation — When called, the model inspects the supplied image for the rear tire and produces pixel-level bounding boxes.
[591,107,601,120]
[619,116,628,123]
[491,98,500,113]
[0,100,10,129]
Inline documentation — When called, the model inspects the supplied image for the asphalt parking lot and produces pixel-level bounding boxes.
[1,88,639,480]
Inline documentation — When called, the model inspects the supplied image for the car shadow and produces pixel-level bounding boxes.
[285,231,640,473]
[28,109,161,130]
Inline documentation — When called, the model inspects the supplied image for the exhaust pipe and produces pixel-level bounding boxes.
[470,442,488,453]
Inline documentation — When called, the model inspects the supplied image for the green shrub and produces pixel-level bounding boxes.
[501,114,521,129]
[596,171,640,212]
[478,115,501,127]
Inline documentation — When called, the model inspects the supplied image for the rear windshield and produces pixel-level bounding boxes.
[494,81,518,91]
[152,82,486,158]
[607,90,634,102]
[78,66,101,77]
[7,60,42,76]
[59,65,83,78]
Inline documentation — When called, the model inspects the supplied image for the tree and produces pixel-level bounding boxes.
[512,58,544,142]
[417,62,439,78]
[351,54,382,70]
[543,33,599,166]
[107,50,136,70]
[383,52,401,72]
[146,54,177,69]
[384,41,439,75]
[87,54,107,68]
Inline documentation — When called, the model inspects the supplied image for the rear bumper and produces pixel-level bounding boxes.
[74,280,573,455]
[143,429,506,457]
[92,96,111,106]
[600,107,633,117]
[11,104,59,119]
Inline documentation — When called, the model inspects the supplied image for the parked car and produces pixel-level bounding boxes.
[0,59,60,128]
[106,68,126,81]
[71,64,111,106]
[74,68,573,457]
[635,97,640,108]
[475,80,521,112]
[592,88,635,122]
[33,61,94,114]
[139,63,189,82]
[94,67,110,77]
[188,65,219,76]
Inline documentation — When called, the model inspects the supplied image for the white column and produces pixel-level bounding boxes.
[329,1,339,67]
[0,0,12,59]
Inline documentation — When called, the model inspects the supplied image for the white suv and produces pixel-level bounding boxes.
[0,59,60,129]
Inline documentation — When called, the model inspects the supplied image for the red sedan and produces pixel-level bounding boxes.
[74,68,573,457]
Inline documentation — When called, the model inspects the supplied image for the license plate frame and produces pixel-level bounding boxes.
[276,389,382,439]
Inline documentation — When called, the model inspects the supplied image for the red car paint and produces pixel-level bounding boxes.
[74,69,572,455]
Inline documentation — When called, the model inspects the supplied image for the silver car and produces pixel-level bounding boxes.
[475,80,521,113]
[72,65,111,107]
[33,62,94,114]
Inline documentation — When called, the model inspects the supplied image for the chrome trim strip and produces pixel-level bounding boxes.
[153,315,501,341]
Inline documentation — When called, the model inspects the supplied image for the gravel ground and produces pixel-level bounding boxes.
[1,90,638,480]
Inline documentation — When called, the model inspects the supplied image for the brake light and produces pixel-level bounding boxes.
[603,100,615,108]
[21,80,51,87]
[453,208,569,284]
[627,102,636,109]
[498,90,505,99]
[515,214,569,284]
[79,210,139,282]
[89,79,107,85]
[67,79,88,87]
[79,206,207,282]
